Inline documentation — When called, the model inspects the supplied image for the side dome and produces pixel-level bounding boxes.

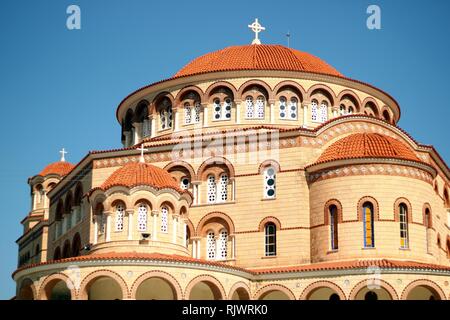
[174,44,343,78]
[315,133,420,164]
[38,161,75,177]
[100,162,184,193]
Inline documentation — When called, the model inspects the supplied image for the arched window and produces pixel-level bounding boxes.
[264,223,277,256]
[425,208,432,228]
[444,188,449,208]
[263,167,276,199]
[319,102,328,123]
[217,229,228,260]
[311,100,318,122]
[159,98,172,130]
[363,202,375,248]
[207,175,217,203]
[245,96,254,118]
[365,291,378,300]
[207,231,216,260]
[137,203,148,232]
[218,174,228,203]
[180,176,190,190]
[399,203,409,249]
[160,206,168,233]
[184,103,192,124]
[288,97,298,120]
[279,96,287,119]
[115,204,125,232]
[255,96,265,119]
[329,205,339,250]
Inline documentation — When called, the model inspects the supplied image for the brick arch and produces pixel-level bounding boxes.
[197,157,235,180]
[323,199,343,225]
[299,280,346,300]
[174,85,205,105]
[422,203,433,228]
[228,282,251,300]
[306,83,337,106]
[184,274,226,300]
[164,161,197,181]
[253,284,296,300]
[130,270,182,300]
[196,211,235,236]
[237,79,273,101]
[258,216,282,232]
[393,197,413,223]
[349,279,398,300]
[258,159,281,174]
[362,97,380,117]
[150,91,175,114]
[205,81,238,100]
[17,277,37,300]
[381,106,394,124]
[401,279,446,300]
[104,193,132,212]
[185,218,195,236]
[37,273,77,300]
[357,196,380,221]
[336,89,362,112]
[79,269,129,300]
[273,80,306,100]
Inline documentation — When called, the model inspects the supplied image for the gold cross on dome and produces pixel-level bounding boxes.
[59,148,67,162]
[248,18,265,45]
[137,145,148,163]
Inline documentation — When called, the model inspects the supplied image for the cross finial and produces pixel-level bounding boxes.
[59,148,67,162]
[137,145,148,163]
[248,18,265,45]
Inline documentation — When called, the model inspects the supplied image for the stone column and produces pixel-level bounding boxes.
[133,122,142,143]
[192,238,197,258]
[269,101,275,123]
[150,114,156,138]
[105,211,112,242]
[231,178,236,201]
[235,101,241,124]
[151,210,159,241]
[93,216,98,245]
[127,209,134,240]
[230,234,236,259]
[31,192,36,211]
[196,239,201,259]
[203,103,209,127]
[302,102,309,128]
[183,221,187,247]
[174,108,180,132]
[192,181,200,205]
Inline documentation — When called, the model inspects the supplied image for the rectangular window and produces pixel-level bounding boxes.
[265,224,277,256]
[363,205,374,248]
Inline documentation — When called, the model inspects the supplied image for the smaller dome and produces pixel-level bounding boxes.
[315,133,420,164]
[39,161,75,177]
[101,162,184,193]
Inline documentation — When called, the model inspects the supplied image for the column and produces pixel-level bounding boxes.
[143,119,151,137]
[133,122,142,143]
[332,107,338,117]
[127,209,134,240]
[196,239,201,258]
[203,104,209,127]
[192,239,197,258]
[231,179,236,201]
[31,192,36,210]
[235,102,241,124]
[270,102,275,123]
[150,115,156,138]
[172,215,178,243]
[93,217,98,245]
[105,212,112,242]
[174,108,180,132]
[151,210,159,241]
[124,131,131,147]
[183,221,187,247]
[43,191,47,209]
[192,182,200,205]
[302,102,309,128]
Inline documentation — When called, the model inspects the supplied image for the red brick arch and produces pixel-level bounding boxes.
[78,269,129,300]
[130,270,182,300]
[258,216,282,232]
[164,161,197,181]
[300,280,346,300]
[228,281,251,300]
[205,81,238,101]
[349,279,398,300]
[197,157,235,181]
[254,284,296,300]
[174,85,205,105]
[196,211,235,236]
[184,274,226,300]
[400,279,446,300]
[237,79,273,101]
[38,272,77,300]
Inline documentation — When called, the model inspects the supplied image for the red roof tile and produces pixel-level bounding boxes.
[315,133,421,165]
[38,161,75,177]
[100,162,185,193]
[174,44,343,78]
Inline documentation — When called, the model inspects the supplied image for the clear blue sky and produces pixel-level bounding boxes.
[0,0,449,299]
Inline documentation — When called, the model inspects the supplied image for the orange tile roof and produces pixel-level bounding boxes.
[99,162,186,193]
[38,161,75,177]
[315,133,421,165]
[174,44,343,78]
[12,253,450,277]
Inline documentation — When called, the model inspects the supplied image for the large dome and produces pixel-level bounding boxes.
[174,44,343,78]
[100,162,185,193]
[315,133,421,165]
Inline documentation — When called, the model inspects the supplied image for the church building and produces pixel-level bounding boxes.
[14,20,450,300]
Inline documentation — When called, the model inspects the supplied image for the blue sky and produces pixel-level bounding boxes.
[0,0,449,299]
